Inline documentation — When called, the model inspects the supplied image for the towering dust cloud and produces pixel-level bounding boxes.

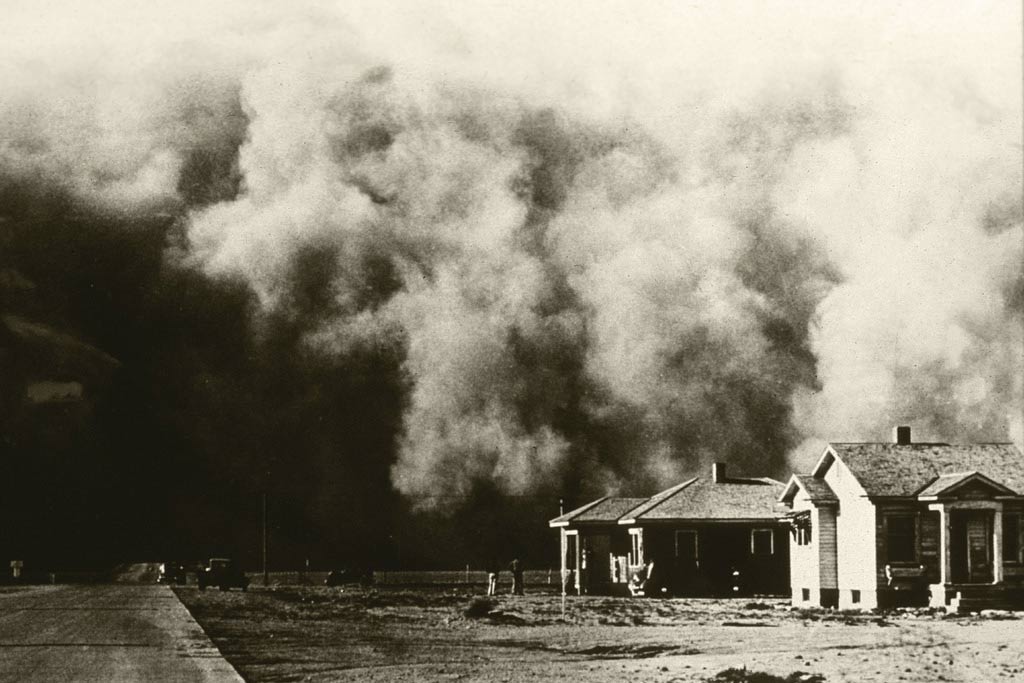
[2,1,1021,531]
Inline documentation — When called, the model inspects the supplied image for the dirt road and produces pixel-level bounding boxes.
[0,583,244,682]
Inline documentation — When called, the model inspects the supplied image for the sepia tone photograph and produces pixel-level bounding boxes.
[1,1,1022,681]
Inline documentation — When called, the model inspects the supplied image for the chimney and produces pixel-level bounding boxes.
[712,462,726,483]
[893,425,911,445]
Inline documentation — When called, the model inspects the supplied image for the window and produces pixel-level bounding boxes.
[791,512,812,546]
[675,530,698,559]
[1004,513,1021,563]
[886,515,917,563]
[801,588,810,602]
[629,529,643,566]
[751,528,774,556]
[851,590,861,604]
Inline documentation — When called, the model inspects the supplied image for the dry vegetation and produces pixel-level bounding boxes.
[175,585,1024,683]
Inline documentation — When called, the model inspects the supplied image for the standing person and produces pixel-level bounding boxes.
[580,548,591,595]
[486,560,500,596]
[509,558,524,596]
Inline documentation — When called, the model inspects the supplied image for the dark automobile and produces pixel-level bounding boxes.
[324,568,373,587]
[197,558,250,591]
[157,561,187,586]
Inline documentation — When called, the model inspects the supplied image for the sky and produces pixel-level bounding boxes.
[0,0,1020,567]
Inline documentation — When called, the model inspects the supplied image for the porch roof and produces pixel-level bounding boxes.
[828,443,1024,497]
[548,497,647,527]
[915,471,1017,498]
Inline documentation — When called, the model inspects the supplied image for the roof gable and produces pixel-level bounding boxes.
[916,471,1016,500]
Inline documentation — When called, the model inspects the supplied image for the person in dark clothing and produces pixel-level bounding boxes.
[509,558,524,596]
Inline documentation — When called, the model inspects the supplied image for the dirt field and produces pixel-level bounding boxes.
[175,585,1024,683]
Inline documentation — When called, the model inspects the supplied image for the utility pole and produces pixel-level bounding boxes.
[262,491,268,586]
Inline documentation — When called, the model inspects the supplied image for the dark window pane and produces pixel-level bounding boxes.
[752,529,773,555]
[1004,514,1021,563]
[887,515,917,562]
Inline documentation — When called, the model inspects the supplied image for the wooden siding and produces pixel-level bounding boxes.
[817,505,838,589]
[921,509,941,582]
[1004,502,1024,580]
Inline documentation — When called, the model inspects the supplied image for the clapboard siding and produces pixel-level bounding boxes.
[817,505,838,589]
[920,510,941,582]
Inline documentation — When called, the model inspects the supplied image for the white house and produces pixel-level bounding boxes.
[780,426,1024,612]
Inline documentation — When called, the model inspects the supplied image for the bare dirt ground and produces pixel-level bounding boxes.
[175,586,1024,683]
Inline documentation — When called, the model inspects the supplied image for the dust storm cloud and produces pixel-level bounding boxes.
[1,0,1020,564]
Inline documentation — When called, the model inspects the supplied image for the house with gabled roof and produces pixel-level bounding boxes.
[549,463,790,597]
[780,426,1024,611]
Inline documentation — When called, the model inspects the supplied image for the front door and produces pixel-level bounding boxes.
[583,534,611,591]
[951,511,993,583]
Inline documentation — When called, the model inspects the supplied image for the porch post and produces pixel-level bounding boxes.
[560,529,567,590]
[574,534,582,595]
[930,503,950,585]
[993,505,1003,584]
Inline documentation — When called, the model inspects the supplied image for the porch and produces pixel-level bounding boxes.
[925,500,1023,611]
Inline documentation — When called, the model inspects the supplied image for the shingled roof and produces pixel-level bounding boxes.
[548,497,647,526]
[779,474,838,505]
[620,476,786,522]
[824,443,1024,498]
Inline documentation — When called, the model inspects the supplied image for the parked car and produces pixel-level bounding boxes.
[157,561,187,586]
[197,558,250,591]
[324,567,373,587]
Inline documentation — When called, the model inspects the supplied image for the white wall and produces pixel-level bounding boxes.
[788,489,819,603]
[824,453,878,608]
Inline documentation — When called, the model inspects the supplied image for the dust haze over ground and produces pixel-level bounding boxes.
[0,1,1020,567]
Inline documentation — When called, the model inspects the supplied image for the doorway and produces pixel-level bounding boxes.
[950,511,993,583]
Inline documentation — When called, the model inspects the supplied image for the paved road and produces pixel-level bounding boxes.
[0,583,244,682]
